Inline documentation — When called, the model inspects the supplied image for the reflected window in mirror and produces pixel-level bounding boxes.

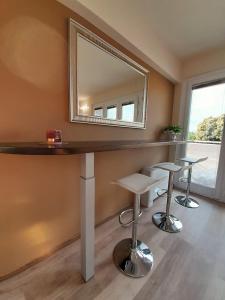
[107,105,117,120]
[122,102,135,122]
[94,107,103,118]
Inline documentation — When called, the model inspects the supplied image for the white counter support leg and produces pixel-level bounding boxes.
[80,152,95,282]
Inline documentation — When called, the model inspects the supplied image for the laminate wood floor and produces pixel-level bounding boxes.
[1,191,225,300]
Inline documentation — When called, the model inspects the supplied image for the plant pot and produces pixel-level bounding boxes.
[169,132,181,142]
[170,133,177,141]
[164,131,181,141]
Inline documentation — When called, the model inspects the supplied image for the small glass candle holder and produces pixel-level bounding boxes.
[54,130,62,144]
[46,130,62,144]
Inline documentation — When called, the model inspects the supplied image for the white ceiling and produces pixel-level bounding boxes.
[76,0,225,59]
[141,0,225,58]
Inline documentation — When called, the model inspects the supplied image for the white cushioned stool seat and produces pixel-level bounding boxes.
[180,156,208,164]
[143,162,173,172]
[153,163,183,173]
[115,173,164,194]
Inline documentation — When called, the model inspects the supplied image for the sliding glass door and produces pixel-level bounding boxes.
[176,78,225,199]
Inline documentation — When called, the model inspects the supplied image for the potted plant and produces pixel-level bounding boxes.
[163,125,182,141]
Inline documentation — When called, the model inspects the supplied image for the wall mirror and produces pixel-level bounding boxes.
[69,18,149,129]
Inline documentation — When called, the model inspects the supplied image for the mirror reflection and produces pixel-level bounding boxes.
[69,19,149,128]
[77,34,146,124]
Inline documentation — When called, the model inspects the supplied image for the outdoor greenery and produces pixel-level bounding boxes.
[188,131,197,140]
[188,114,225,141]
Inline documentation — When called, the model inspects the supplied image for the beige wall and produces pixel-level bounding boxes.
[0,0,174,278]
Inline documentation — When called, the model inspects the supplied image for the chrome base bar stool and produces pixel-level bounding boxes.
[113,173,163,278]
[175,156,208,208]
[152,163,189,233]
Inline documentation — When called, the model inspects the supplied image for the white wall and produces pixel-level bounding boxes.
[182,47,225,79]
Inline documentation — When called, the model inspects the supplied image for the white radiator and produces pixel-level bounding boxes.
[141,163,169,207]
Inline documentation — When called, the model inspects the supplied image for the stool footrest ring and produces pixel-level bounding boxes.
[119,208,142,227]
[178,177,188,183]
[156,188,167,198]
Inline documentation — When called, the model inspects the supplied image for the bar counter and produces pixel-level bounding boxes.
[0,139,185,281]
[0,140,185,155]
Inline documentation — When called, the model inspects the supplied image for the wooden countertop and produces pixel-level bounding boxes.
[0,140,186,155]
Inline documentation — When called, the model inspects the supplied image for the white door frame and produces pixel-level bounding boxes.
[174,68,225,199]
